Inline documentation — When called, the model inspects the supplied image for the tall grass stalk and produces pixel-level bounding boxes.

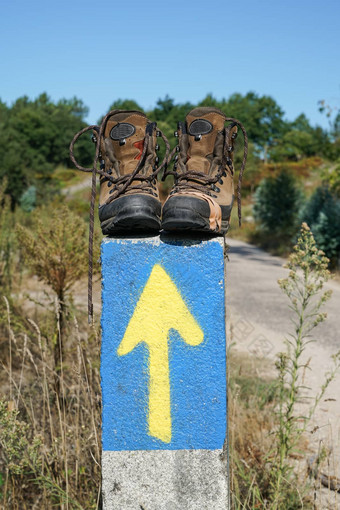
[271,223,340,508]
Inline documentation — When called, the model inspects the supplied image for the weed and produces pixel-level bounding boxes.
[270,223,340,507]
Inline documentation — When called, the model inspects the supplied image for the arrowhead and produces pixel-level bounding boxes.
[118,264,203,355]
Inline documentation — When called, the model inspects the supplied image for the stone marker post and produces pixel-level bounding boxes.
[101,235,228,510]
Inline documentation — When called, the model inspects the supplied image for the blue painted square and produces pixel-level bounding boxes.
[101,235,227,451]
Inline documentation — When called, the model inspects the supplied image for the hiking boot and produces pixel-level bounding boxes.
[70,109,169,235]
[161,107,248,234]
[97,110,166,234]
[69,110,170,321]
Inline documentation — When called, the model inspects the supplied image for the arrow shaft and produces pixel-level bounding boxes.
[117,264,204,444]
[148,339,171,443]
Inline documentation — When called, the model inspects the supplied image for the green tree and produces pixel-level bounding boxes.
[300,186,340,264]
[253,171,302,239]
[107,98,144,114]
[0,94,93,205]
[199,92,286,154]
[152,95,194,125]
[270,113,331,161]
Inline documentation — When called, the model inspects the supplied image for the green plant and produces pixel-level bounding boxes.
[0,471,3,500]
[19,185,36,212]
[0,179,17,292]
[253,170,303,240]
[16,206,97,392]
[270,223,340,508]
[300,186,340,265]
[0,399,43,506]
[0,94,93,205]
[321,162,340,196]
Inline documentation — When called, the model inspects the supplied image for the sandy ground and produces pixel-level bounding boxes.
[226,237,340,508]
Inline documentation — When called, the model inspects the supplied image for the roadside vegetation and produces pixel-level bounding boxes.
[0,92,340,508]
[230,224,340,508]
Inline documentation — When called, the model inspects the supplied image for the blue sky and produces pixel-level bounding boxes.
[1,0,339,129]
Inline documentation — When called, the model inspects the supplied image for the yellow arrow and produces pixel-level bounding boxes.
[117,264,203,443]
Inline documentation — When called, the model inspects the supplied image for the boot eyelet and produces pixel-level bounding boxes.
[174,131,179,137]
[155,157,159,164]
[176,145,180,152]
[219,179,223,184]
[107,182,112,187]
[155,144,160,151]
[156,130,161,137]
[119,139,126,146]
[194,134,202,141]
[174,155,178,162]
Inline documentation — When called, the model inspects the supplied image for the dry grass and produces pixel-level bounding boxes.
[0,297,101,509]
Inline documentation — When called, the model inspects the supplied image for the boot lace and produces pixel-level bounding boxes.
[69,110,170,323]
[162,117,248,227]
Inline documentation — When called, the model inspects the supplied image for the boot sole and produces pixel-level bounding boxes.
[162,198,231,234]
[99,195,161,235]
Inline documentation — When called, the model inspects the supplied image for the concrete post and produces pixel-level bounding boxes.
[101,234,228,510]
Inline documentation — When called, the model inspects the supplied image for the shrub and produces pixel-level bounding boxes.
[253,171,303,239]
[300,186,340,265]
[0,180,17,292]
[321,162,340,196]
[16,206,98,393]
[19,185,36,212]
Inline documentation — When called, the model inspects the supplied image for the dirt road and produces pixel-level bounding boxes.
[226,237,340,352]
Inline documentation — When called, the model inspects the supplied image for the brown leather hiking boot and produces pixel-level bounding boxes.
[162,107,248,234]
[97,110,165,234]
[69,110,170,321]
[70,109,169,235]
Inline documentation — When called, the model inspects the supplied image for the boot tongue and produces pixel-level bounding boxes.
[186,108,226,175]
[104,111,148,176]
